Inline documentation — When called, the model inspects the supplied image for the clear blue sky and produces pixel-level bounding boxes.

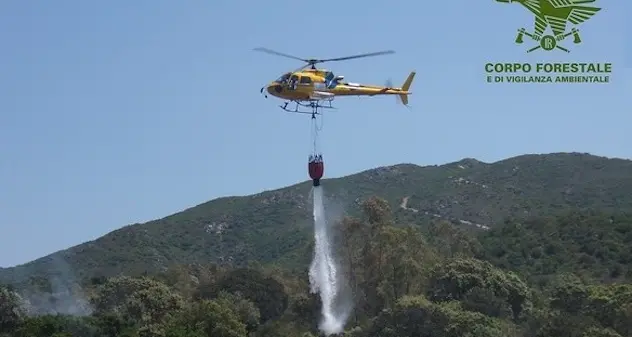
[1,0,629,267]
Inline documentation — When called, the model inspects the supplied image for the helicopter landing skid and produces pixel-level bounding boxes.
[280,100,335,116]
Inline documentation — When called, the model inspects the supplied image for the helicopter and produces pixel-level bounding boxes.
[254,47,415,116]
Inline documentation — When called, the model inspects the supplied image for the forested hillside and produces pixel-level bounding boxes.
[1,152,631,287]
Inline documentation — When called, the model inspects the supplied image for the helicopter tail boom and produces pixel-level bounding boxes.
[399,71,415,105]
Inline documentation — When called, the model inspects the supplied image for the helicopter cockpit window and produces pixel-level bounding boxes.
[276,73,291,83]
[299,76,311,84]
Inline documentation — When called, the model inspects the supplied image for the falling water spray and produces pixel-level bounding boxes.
[309,186,349,335]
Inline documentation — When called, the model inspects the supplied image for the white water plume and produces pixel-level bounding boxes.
[308,186,350,335]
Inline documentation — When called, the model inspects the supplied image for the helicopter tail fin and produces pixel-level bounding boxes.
[399,71,415,105]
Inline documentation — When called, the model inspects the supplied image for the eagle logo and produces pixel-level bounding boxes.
[496,0,601,52]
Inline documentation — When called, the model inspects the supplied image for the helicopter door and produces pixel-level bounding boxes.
[299,76,312,88]
[289,75,299,90]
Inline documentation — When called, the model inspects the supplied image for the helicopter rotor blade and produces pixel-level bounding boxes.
[254,47,395,69]
[253,47,308,63]
[317,50,395,63]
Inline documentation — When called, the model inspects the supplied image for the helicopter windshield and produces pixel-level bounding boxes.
[276,72,291,83]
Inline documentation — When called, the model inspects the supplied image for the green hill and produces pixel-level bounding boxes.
[1,152,631,287]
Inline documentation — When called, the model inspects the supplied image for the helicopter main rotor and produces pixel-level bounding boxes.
[253,47,395,70]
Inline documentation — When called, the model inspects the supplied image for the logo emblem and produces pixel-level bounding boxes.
[496,0,601,53]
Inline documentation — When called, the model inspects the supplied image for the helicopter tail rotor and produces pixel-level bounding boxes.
[385,78,406,106]
[385,78,400,105]
[385,72,415,107]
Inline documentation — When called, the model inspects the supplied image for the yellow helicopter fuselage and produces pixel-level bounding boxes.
[265,69,415,105]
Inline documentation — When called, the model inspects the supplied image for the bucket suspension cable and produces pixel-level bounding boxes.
[308,110,324,187]
[310,113,323,155]
[313,108,324,131]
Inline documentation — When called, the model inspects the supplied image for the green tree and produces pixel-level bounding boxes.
[288,292,320,332]
[340,197,439,321]
[427,220,483,258]
[0,284,26,334]
[534,311,599,337]
[93,313,138,337]
[165,299,246,337]
[359,197,392,316]
[214,291,261,333]
[91,276,185,335]
[365,295,519,337]
[585,283,632,337]
[376,226,435,307]
[428,257,531,320]
[548,273,590,314]
[582,327,623,337]
[13,315,100,337]
[196,267,288,322]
